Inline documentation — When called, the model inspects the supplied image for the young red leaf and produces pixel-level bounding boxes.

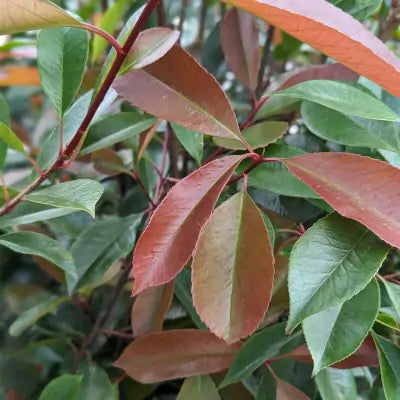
[113,46,241,140]
[276,379,310,400]
[114,330,241,383]
[283,153,400,248]
[224,0,400,97]
[131,281,174,337]
[192,191,274,344]
[221,8,260,91]
[132,155,246,296]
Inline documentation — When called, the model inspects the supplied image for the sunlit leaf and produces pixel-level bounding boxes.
[39,374,82,400]
[0,121,25,153]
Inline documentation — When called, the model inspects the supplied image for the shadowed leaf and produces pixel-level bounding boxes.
[177,375,221,400]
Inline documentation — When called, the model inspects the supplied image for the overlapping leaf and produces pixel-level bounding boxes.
[113,46,242,140]
[315,368,357,400]
[131,155,245,296]
[283,153,400,248]
[276,379,310,400]
[177,375,221,400]
[192,191,274,343]
[39,375,82,400]
[223,0,400,97]
[115,330,241,383]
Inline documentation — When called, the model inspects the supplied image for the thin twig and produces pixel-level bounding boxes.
[178,0,188,39]
[255,26,275,99]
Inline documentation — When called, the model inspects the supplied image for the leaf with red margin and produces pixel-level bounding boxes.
[114,330,241,383]
[276,379,310,400]
[132,155,246,296]
[131,281,175,337]
[282,153,400,249]
[221,8,260,91]
[223,0,400,97]
[192,191,274,344]
[114,46,242,140]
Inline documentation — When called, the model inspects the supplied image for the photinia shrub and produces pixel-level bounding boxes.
[1,0,400,398]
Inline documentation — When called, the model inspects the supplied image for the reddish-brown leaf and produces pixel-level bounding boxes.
[221,8,260,91]
[279,63,359,90]
[192,191,274,343]
[113,46,241,139]
[276,379,310,400]
[283,336,379,369]
[115,330,241,383]
[282,153,400,248]
[224,0,400,97]
[131,281,174,337]
[132,155,246,296]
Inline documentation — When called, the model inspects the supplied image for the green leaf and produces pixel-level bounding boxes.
[255,96,300,119]
[381,279,400,320]
[69,215,141,290]
[248,144,319,199]
[171,123,203,165]
[9,296,70,337]
[39,374,82,400]
[376,313,400,332]
[315,368,357,400]
[328,0,382,20]
[80,112,156,156]
[302,101,400,152]
[177,375,221,400]
[38,27,89,115]
[287,214,389,332]
[0,187,19,208]
[0,231,77,281]
[0,94,10,170]
[0,203,75,228]
[274,80,400,121]
[92,0,130,62]
[77,361,115,400]
[0,121,25,153]
[372,333,400,400]
[25,179,104,217]
[175,269,207,330]
[286,214,389,332]
[303,279,380,374]
[220,322,304,388]
[213,121,288,150]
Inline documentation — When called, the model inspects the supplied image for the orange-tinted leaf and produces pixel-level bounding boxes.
[284,336,379,369]
[113,46,242,139]
[92,149,130,176]
[131,155,245,296]
[0,66,40,86]
[137,120,161,163]
[221,8,260,91]
[192,191,274,344]
[224,0,400,97]
[279,63,359,90]
[131,281,174,337]
[276,379,310,400]
[115,329,241,383]
[283,153,400,248]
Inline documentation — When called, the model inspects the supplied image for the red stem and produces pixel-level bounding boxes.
[82,23,125,55]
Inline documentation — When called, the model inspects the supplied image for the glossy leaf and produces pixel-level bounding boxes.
[25,179,104,217]
[214,121,287,150]
[0,121,24,154]
[287,213,389,332]
[315,368,357,400]
[283,153,400,249]
[177,375,221,400]
[276,379,310,400]
[115,330,241,383]
[303,279,380,374]
[301,101,400,152]
[114,46,242,140]
[223,0,400,97]
[220,8,260,90]
[131,282,175,337]
[39,375,82,400]
[131,155,245,296]
[122,28,180,72]
[220,323,304,387]
[0,231,77,281]
[373,333,400,400]
[171,123,204,165]
[192,191,274,343]
[37,27,89,115]
[9,296,70,337]
[275,80,399,122]
[382,279,400,320]
[0,0,82,34]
